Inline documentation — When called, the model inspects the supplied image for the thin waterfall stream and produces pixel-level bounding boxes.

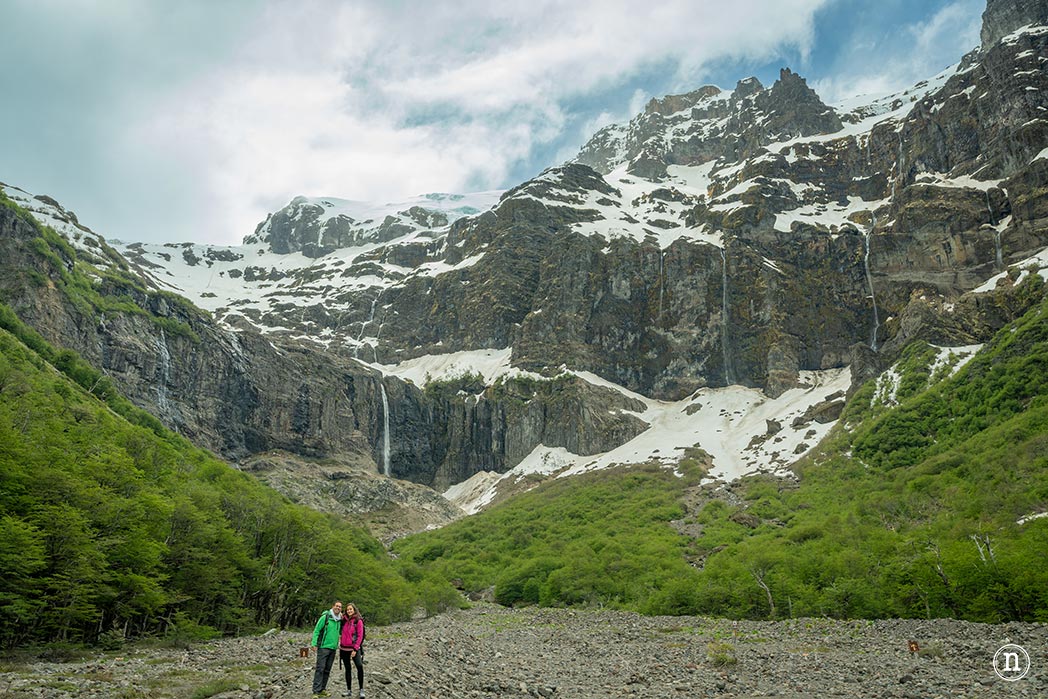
[156,329,171,413]
[720,247,735,385]
[863,224,881,351]
[380,384,391,477]
[987,190,1003,270]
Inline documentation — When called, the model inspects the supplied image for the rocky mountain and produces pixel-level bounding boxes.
[2,0,1047,527]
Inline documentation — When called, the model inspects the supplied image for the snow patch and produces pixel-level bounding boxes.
[561,367,852,482]
[372,348,542,387]
[448,446,580,515]
[973,245,1048,292]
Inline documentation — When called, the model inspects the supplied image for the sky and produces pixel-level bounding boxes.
[0,0,984,246]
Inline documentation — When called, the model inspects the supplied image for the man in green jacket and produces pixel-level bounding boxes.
[311,600,343,697]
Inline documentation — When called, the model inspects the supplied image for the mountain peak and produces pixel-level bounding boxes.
[644,85,724,117]
[755,66,842,138]
[767,67,825,106]
[733,77,764,99]
[243,191,502,256]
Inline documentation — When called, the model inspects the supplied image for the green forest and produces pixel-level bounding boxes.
[394,285,1048,622]
[0,306,457,649]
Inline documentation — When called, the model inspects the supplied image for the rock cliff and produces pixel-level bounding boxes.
[0,191,645,517]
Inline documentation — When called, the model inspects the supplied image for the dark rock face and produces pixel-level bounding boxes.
[387,376,647,491]
[1,199,650,491]
[981,0,1048,48]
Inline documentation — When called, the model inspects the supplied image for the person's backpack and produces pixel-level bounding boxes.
[316,612,336,647]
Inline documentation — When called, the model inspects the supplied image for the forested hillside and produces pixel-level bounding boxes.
[0,305,457,648]
[395,279,1048,621]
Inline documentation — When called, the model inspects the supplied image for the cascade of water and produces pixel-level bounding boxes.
[987,190,1004,270]
[380,384,391,477]
[354,294,381,358]
[720,247,735,385]
[156,329,171,412]
[373,315,384,364]
[863,227,881,351]
[658,250,665,321]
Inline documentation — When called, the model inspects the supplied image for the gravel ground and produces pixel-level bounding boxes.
[1,604,1045,699]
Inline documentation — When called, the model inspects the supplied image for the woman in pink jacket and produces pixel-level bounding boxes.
[339,603,366,698]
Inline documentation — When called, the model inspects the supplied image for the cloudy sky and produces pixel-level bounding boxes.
[1,0,983,245]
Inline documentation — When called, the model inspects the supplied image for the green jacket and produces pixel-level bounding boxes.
[311,610,341,650]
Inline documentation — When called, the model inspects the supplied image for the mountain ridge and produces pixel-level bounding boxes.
[1,0,1046,526]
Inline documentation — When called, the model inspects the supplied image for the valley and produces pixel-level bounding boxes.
[1,0,1047,658]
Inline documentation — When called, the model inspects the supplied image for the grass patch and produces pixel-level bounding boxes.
[188,678,247,699]
[706,641,737,667]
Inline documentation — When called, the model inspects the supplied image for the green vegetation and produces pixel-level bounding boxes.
[706,641,738,667]
[0,312,456,648]
[188,678,247,699]
[394,460,705,613]
[396,289,1048,622]
[0,190,200,341]
[424,371,488,400]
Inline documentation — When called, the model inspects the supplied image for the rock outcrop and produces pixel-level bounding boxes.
[981,0,1048,48]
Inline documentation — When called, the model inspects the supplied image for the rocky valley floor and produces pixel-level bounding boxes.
[1,604,1044,699]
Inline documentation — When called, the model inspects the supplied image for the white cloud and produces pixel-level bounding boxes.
[6,0,985,245]
[812,0,983,104]
[122,0,831,244]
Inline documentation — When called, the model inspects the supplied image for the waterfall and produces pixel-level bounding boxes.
[354,294,381,359]
[720,247,735,385]
[863,227,881,351]
[373,316,384,364]
[658,251,665,321]
[987,190,1003,270]
[379,384,391,477]
[156,329,171,412]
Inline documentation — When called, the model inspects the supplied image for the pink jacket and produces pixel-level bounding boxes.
[339,616,365,651]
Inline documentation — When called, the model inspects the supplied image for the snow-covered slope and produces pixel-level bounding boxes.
[445,366,851,513]
[110,191,503,353]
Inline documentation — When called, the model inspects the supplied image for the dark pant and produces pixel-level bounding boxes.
[312,647,336,693]
[340,648,364,693]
